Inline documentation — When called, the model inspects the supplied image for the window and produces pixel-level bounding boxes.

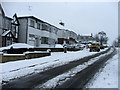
[48,38,55,45]
[49,27,51,32]
[50,27,57,34]
[41,37,55,45]
[42,24,47,30]
[41,24,51,32]
[29,34,35,40]
[55,29,57,34]
[51,28,53,33]
[41,37,48,44]
[53,28,56,34]
[29,34,35,38]
[30,20,35,28]
[37,23,41,29]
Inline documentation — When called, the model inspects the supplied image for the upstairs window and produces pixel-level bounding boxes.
[49,27,51,32]
[30,20,35,28]
[42,24,50,31]
[37,23,41,30]
[53,28,56,34]
[55,29,57,34]
[42,24,47,30]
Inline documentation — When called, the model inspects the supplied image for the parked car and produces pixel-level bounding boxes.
[89,43,100,52]
[0,43,34,54]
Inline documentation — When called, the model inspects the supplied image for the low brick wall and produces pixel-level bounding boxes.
[35,48,84,52]
[25,52,51,59]
[0,52,3,63]
[1,52,51,63]
[67,47,84,51]
[34,48,64,52]
[1,47,84,63]
[2,54,25,63]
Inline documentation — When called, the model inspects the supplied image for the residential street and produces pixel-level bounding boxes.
[0,1,119,89]
[1,47,118,89]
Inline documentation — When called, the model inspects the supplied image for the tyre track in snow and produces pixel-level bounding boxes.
[55,48,116,89]
[2,48,111,89]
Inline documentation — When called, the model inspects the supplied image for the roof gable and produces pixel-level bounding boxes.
[2,30,15,38]
[11,13,20,25]
[0,4,5,16]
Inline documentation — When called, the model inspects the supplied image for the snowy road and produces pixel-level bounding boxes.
[86,48,119,88]
[55,48,116,89]
[2,48,112,89]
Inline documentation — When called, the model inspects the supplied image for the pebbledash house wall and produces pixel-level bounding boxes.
[57,29,78,44]
[0,4,79,48]
[18,16,58,48]
[18,18,28,43]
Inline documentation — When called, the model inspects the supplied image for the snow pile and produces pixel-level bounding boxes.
[1,48,108,83]
[0,43,34,51]
[86,48,118,88]
[3,54,25,56]
[55,44,63,48]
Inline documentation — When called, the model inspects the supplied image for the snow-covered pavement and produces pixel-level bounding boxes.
[86,48,118,88]
[1,48,107,83]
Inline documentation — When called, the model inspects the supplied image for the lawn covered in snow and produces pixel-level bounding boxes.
[86,48,118,88]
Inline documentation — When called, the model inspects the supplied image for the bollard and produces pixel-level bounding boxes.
[64,47,67,53]
[0,52,3,63]
[25,53,29,59]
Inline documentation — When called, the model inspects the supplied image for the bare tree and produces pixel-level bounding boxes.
[94,31,108,45]
[94,34,99,42]
[98,31,108,45]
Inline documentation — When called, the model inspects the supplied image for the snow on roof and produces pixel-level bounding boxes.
[1,30,11,36]
[79,34,92,36]
[53,22,68,30]
[18,15,68,30]
[0,43,34,51]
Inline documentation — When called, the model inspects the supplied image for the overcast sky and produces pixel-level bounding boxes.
[1,2,118,44]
